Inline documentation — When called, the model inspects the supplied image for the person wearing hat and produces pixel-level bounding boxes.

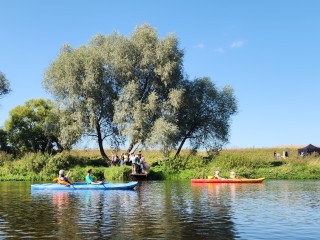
[85,169,103,184]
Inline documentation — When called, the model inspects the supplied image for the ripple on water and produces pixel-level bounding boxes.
[0,180,320,239]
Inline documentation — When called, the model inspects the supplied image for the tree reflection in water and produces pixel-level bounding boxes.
[8,180,320,240]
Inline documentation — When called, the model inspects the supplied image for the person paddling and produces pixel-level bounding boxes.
[214,170,222,179]
[230,171,237,179]
[85,169,103,184]
[54,169,72,185]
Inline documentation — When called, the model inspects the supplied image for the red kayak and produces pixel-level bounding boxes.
[191,178,265,183]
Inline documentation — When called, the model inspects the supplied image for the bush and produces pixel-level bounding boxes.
[0,151,13,166]
[44,152,78,175]
[19,152,49,173]
[104,166,132,181]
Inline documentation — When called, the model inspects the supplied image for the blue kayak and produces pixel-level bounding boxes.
[31,181,138,190]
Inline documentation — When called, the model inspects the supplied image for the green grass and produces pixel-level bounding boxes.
[210,147,320,179]
[1,147,320,181]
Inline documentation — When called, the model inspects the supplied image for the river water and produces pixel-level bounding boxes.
[0,180,319,239]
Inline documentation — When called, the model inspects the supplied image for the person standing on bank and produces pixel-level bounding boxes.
[130,152,136,173]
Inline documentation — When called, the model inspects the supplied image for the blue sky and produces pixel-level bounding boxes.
[0,0,320,149]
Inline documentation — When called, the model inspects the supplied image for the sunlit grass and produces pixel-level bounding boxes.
[1,146,320,181]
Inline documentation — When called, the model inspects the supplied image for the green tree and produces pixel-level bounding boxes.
[43,38,122,160]
[174,78,238,157]
[43,24,237,159]
[44,24,184,158]
[0,71,11,98]
[0,129,11,153]
[4,98,63,154]
[112,24,185,151]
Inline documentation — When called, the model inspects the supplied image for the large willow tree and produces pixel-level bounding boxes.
[44,24,184,159]
[174,78,237,157]
[43,38,122,160]
[112,24,185,151]
[43,24,237,159]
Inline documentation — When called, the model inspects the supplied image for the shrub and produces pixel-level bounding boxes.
[0,151,13,166]
[104,166,132,181]
[19,152,49,172]
[44,152,78,175]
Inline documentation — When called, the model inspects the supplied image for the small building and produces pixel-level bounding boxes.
[297,144,320,156]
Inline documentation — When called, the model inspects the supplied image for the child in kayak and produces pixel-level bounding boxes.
[85,169,103,184]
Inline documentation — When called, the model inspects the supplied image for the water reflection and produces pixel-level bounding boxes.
[0,181,320,239]
[28,182,237,239]
[30,189,139,239]
[127,181,236,239]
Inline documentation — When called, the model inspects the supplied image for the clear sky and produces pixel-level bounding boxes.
[1,0,320,149]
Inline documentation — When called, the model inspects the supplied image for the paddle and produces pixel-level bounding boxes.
[64,170,73,187]
[66,169,73,179]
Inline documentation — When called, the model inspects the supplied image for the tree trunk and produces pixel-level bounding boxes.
[127,142,134,153]
[174,135,188,159]
[95,120,109,161]
[174,128,194,159]
[127,141,139,153]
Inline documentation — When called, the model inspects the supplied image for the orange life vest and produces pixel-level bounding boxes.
[53,178,70,185]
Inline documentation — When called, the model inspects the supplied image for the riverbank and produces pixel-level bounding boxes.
[1,147,320,181]
[150,147,320,180]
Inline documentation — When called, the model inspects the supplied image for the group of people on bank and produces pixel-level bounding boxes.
[111,150,149,174]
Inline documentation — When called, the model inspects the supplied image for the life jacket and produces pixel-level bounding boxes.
[53,177,70,185]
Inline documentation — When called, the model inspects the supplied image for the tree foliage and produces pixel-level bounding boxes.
[42,24,237,158]
[43,24,184,158]
[174,78,237,157]
[0,71,11,98]
[0,129,12,153]
[112,24,185,150]
[4,99,63,155]
[43,37,123,160]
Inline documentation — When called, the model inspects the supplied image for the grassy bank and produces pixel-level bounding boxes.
[1,147,320,181]
[211,148,320,179]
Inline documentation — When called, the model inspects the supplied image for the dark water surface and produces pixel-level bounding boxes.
[0,180,319,239]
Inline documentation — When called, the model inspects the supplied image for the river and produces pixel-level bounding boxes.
[0,180,319,239]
